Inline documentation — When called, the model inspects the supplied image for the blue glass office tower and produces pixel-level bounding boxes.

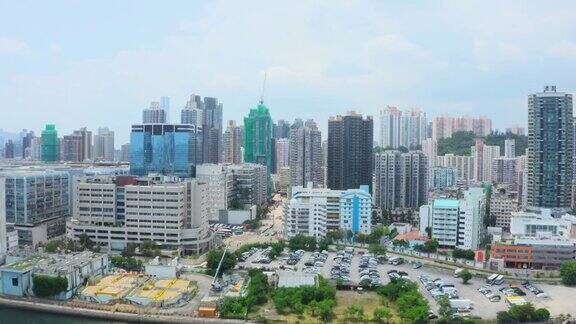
[130,124,202,177]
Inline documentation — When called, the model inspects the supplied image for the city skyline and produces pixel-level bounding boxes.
[3,1,576,143]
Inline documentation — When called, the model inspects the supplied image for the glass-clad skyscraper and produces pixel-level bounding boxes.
[130,124,202,177]
[527,86,574,208]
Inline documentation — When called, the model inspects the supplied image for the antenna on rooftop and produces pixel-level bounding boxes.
[260,71,267,104]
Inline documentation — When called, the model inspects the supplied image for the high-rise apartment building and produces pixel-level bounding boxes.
[160,96,170,123]
[4,140,14,159]
[120,143,130,162]
[471,139,500,183]
[428,167,458,189]
[222,120,243,164]
[436,154,474,183]
[21,130,34,159]
[273,120,290,139]
[73,127,92,161]
[492,158,517,187]
[399,109,427,149]
[527,86,574,208]
[30,137,42,160]
[421,138,437,167]
[244,102,273,179]
[93,127,115,162]
[226,163,268,207]
[379,106,401,148]
[288,120,323,189]
[130,124,202,177]
[274,138,290,173]
[196,164,234,221]
[432,116,492,141]
[61,134,83,162]
[327,111,373,192]
[41,124,59,162]
[504,138,516,158]
[374,151,428,211]
[143,101,167,124]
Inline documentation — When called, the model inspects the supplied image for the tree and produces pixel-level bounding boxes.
[497,303,550,323]
[425,226,432,238]
[560,260,576,286]
[122,243,137,257]
[452,248,476,260]
[318,238,332,251]
[32,275,68,297]
[392,239,409,248]
[356,233,369,245]
[373,307,392,323]
[326,230,344,242]
[78,233,94,250]
[206,248,237,277]
[458,269,472,284]
[369,243,387,256]
[141,239,161,257]
[345,304,365,321]
[437,296,455,319]
[288,234,317,251]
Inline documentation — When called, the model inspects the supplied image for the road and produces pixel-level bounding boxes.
[224,194,285,251]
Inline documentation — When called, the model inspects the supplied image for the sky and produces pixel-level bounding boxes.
[2,0,576,144]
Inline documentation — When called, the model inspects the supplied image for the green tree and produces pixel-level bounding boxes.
[458,269,472,284]
[32,275,68,297]
[78,233,94,250]
[452,248,476,260]
[122,243,137,257]
[560,260,576,286]
[288,234,317,251]
[373,307,392,323]
[206,248,237,277]
[345,304,365,321]
[315,299,336,322]
[369,243,387,256]
[392,239,410,248]
[318,238,332,251]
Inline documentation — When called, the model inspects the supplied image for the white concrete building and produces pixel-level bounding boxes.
[196,164,234,221]
[420,187,486,250]
[436,154,474,183]
[68,175,215,255]
[288,183,342,232]
[421,138,437,167]
[491,190,519,229]
[428,167,458,189]
[285,196,327,239]
[274,138,290,173]
[504,139,516,158]
[339,185,372,235]
[471,139,500,183]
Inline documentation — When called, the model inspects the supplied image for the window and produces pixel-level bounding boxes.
[12,277,18,286]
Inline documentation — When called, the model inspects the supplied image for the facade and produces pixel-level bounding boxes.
[130,124,202,178]
[435,154,474,182]
[202,97,223,164]
[428,167,458,189]
[196,164,233,221]
[491,190,519,229]
[527,86,574,208]
[274,138,290,174]
[61,134,83,162]
[327,111,373,192]
[222,120,243,164]
[288,121,323,189]
[68,175,215,254]
[374,151,428,211]
[244,102,273,179]
[471,139,500,183]
[181,94,203,127]
[419,187,486,250]
[339,185,372,234]
[72,128,92,161]
[284,196,327,239]
[0,171,69,246]
[379,106,401,148]
[432,116,492,141]
[41,124,59,162]
[4,140,14,159]
[399,109,427,149]
[421,139,437,167]
[288,184,342,232]
[504,139,516,158]
[143,101,167,124]
[492,157,517,187]
[273,120,290,139]
[226,163,268,207]
[93,127,115,162]
[120,143,130,162]
[30,137,42,160]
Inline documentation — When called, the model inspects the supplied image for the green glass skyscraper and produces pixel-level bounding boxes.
[527,86,574,208]
[41,124,59,162]
[244,101,273,178]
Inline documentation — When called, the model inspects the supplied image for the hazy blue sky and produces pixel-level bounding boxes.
[2,0,576,144]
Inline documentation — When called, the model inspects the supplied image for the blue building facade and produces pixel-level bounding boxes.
[130,124,202,177]
[339,185,372,234]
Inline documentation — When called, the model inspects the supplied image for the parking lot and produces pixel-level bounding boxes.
[237,248,576,320]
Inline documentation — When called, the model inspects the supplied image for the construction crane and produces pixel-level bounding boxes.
[259,71,267,104]
[211,245,228,291]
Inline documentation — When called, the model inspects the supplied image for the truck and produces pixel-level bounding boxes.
[449,299,473,311]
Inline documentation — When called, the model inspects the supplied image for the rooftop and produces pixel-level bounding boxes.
[433,199,459,209]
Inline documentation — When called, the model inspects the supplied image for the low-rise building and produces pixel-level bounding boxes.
[0,251,108,299]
